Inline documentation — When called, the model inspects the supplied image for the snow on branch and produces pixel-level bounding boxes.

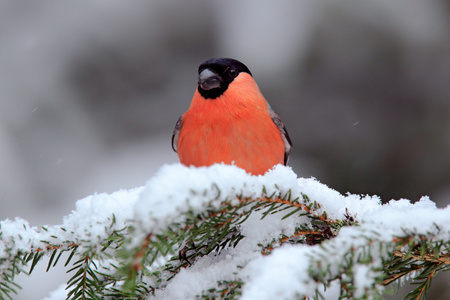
[0,164,449,300]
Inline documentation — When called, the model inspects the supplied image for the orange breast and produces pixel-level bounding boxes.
[177,73,284,175]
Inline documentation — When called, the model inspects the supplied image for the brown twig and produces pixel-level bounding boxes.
[132,233,153,271]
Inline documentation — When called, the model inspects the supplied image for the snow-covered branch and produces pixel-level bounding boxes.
[1,164,449,299]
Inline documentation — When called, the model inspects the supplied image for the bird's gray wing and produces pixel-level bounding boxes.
[171,116,183,152]
[268,106,292,165]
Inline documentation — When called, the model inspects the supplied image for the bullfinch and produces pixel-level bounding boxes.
[172,58,292,175]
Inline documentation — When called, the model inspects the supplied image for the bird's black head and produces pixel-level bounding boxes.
[197,58,252,99]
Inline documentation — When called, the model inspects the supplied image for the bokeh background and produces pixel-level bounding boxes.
[1,1,449,299]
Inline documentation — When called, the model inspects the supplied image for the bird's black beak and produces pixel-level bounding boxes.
[198,69,222,90]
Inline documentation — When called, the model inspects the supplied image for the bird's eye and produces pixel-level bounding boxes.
[227,68,238,78]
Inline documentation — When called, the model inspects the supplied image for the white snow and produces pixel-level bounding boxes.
[0,163,449,300]
[242,245,316,299]
[353,265,375,298]
[62,186,143,250]
[131,163,300,246]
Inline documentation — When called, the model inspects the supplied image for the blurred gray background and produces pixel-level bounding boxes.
[0,1,449,299]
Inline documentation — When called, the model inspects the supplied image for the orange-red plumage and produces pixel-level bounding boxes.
[172,58,291,175]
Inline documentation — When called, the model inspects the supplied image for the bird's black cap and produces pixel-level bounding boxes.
[197,58,252,99]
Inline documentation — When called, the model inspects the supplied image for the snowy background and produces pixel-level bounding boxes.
[0,0,449,299]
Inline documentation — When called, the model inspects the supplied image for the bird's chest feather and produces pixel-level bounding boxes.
[177,98,283,172]
[181,99,274,147]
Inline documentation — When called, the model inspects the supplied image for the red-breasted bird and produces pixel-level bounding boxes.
[172,58,292,175]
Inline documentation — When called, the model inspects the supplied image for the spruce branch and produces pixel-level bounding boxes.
[0,165,449,299]
[383,236,450,300]
[117,188,318,295]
